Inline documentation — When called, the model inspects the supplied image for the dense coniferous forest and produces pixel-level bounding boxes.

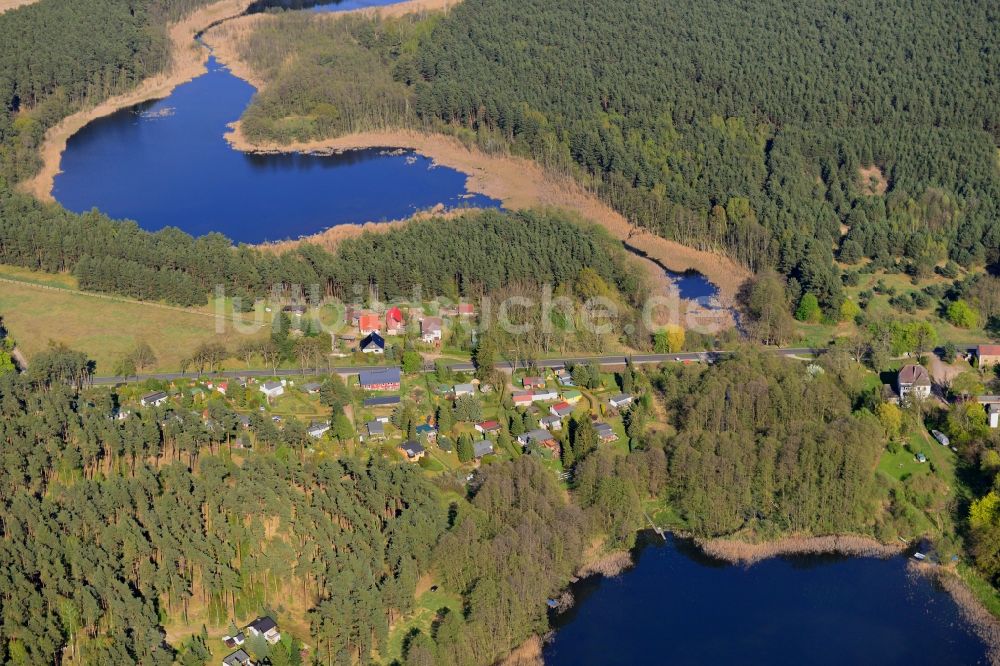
[231,0,1000,316]
[0,185,640,305]
[405,0,1000,301]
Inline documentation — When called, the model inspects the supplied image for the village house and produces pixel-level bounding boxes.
[897,364,931,402]
[453,383,475,397]
[977,396,1000,429]
[400,440,426,461]
[978,344,1000,368]
[532,389,559,402]
[360,331,386,354]
[359,367,401,391]
[222,632,245,649]
[539,414,562,431]
[307,421,330,439]
[608,394,634,409]
[282,303,307,318]
[416,423,437,441]
[245,616,281,644]
[366,421,385,440]
[259,381,285,400]
[358,312,381,336]
[458,303,475,317]
[594,422,618,443]
[512,391,533,407]
[561,389,583,404]
[222,649,254,666]
[301,382,321,395]
[522,376,546,389]
[385,306,405,335]
[475,420,501,434]
[555,369,574,386]
[363,395,401,408]
[518,429,558,451]
[421,317,443,343]
[473,440,494,458]
[550,401,574,418]
[140,391,168,407]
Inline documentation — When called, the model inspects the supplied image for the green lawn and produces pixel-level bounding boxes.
[382,587,463,663]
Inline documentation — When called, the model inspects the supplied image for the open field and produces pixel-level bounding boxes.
[0,272,265,373]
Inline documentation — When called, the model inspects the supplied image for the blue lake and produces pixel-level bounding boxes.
[545,534,991,665]
[53,53,500,243]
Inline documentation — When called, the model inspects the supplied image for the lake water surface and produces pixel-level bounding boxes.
[545,534,990,665]
[53,52,499,243]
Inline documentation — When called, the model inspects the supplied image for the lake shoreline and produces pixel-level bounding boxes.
[911,562,1000,665]
[695,532,905,565]
[20,0,257,203]
[201,7,749,311]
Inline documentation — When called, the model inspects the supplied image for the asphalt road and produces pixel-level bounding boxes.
[88,348,825,385]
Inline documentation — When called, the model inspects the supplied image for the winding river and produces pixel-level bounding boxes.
[545,534,991,664]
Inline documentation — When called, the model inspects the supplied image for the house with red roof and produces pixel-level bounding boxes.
[978,344,1000,368]
[386,306,404,335]
[358,313,381,336]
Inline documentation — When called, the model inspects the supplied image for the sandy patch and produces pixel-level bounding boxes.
[0,0,39,13]
[20,0,256,202]
[499,635,544,666]
[858,164,888,196]
[697,534,904,565]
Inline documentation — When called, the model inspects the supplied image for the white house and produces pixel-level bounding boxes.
[140,391,168,407]
[260,381,285,400]
[897,364,931,403]
[420,317,443,343]
[246,616,281,644]
[608,394,634,409]
[531,390,558,402]
[307,422,330,439]
[454,383,475,397]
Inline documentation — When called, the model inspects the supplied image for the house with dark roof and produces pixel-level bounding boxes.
[359,367,401,391]
[517,429,557,450]
[301,382,322,394]
[366,420,385,439]
[539,414,562,431]
[897,364,931,402]
[222,648,254,666]
[594,422,618,442]
[140,391,168,407]
[473,440,494,458]
[363,395,401,408]
[222,632,245,649]
[400,440,426,461]
[608,394,634,409]
[360,332,386,354]
[245,616,280,644]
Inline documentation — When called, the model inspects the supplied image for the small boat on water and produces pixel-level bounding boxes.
[913,552,926,561]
